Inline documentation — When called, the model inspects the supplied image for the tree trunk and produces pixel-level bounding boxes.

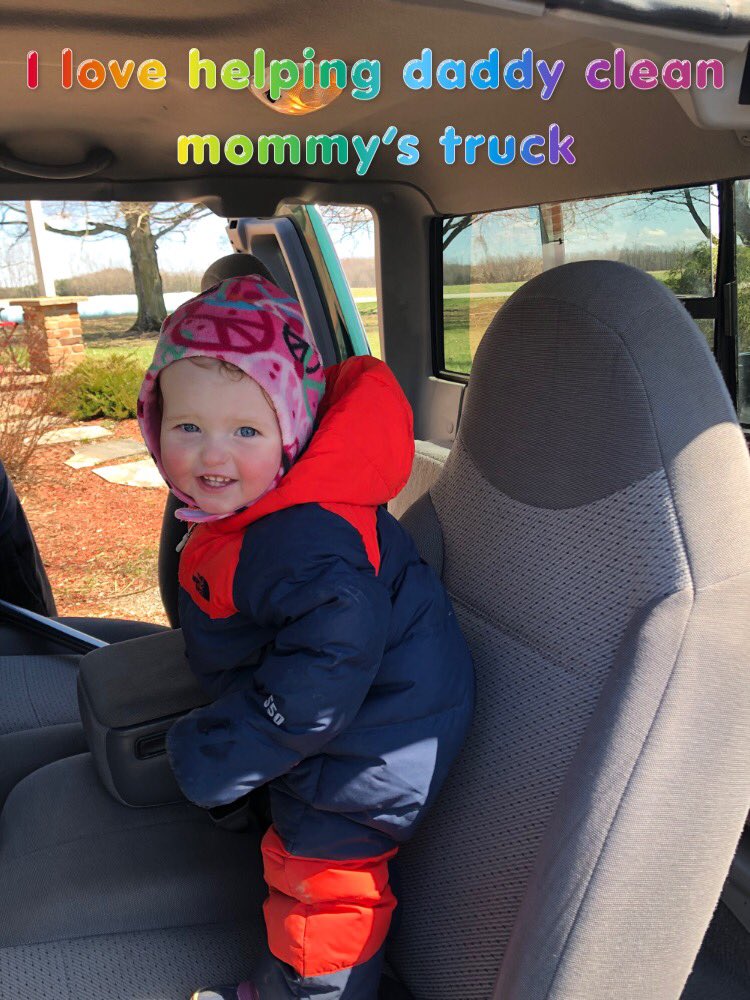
[123,206,167,333]
[735,180,750,247]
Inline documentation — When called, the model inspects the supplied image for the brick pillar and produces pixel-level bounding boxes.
[10,297,88,374]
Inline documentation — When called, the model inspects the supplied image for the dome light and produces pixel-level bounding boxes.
[251,65,343,115]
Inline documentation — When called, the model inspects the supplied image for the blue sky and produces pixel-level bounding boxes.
[445,187,718,263]
[0,202,376,289]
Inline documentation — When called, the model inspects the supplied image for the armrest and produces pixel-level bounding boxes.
[77,628,210,807]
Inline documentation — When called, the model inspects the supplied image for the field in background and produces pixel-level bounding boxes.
[21,268,706,378]
[82,315,160,366]
[81,291,383,363]
[76,273,699,376]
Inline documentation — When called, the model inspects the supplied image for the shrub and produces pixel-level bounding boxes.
[664,242,716,297]
[0,337,61,482]
[50,353,146,420]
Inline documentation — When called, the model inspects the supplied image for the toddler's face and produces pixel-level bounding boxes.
[159,358,282,515]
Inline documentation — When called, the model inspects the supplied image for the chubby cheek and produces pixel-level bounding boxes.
[160,434,194,491]
[238,447,280,495]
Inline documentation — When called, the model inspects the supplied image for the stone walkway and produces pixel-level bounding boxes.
[39,423,166,489]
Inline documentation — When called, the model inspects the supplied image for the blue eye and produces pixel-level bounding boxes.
[178,423,199,433]
[238,426,257,438]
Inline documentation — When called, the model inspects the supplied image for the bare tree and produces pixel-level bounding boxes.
[317,205,372,239]
[317,204,495,254]
[441,190,707,264]
[0,201,211,332]
[735,180,750,246]
[443,214,492,252]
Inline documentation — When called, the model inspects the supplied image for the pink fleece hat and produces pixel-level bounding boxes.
[137,274,326,522]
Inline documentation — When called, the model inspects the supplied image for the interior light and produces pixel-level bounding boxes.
[250,65,343,115]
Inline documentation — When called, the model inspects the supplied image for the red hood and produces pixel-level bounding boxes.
[206,356,415,536]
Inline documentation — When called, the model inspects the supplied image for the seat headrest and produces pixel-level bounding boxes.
[200,253,275,291]
[459,259,737,509]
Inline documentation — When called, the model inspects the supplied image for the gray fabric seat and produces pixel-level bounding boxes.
[0,623,167,809]
[387,439,449,521]
[0,753,268,998]
[388,260,750,999]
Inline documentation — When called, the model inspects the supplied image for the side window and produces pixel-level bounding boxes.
[441,185,718,377]
[735,182,750,425]
[282,204,379,359]
[442,210,542,374]
[314,205,379,359]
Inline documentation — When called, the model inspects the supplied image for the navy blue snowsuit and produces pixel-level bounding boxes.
[166,357,475,999]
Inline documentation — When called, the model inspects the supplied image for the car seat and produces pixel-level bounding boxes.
[387,260,750,999]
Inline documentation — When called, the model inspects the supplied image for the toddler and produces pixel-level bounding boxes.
[137,274,475,1000]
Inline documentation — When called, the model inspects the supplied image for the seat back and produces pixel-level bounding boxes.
[387,440,449,522]
[388,261,750,999]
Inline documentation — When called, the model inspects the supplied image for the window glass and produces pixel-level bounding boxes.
[442,185,717,376]
[735,181,750,425]
[314,205,380,359]
[0,199,230,627]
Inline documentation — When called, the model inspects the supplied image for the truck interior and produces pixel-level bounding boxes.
[0,1,749,998]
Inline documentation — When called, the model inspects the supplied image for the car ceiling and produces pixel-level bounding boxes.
[0,0,749,214]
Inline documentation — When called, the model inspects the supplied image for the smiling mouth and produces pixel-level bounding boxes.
[198,475,236,490]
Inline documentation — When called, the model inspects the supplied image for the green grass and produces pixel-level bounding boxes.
[78,310,385,367]
[443,281,524,296]
[81,315,158,367]
[358,310,381,358]
[442,297,508,373]
[86,340,158,367]
[41,267,710,379]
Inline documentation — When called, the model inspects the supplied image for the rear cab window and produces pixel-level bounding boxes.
[439,182,749,429]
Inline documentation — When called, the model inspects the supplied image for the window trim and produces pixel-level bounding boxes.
[431,217,464,382]
[716,179,738,406]
[276,203,352,363]
[304,205,372,358]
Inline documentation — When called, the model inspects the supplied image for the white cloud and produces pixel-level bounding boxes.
[680,226,705,239]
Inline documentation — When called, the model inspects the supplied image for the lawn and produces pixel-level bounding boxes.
[82,315,159,367]
[74,288,519,374]
[81,308,384,363]
[45,268,713,378]
[353,297,381,358]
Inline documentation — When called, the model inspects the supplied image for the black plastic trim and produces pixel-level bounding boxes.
[682,298,716,321]
[739,45,750,105]
[0,598,108,654]
[433,216,469,385]
[431,217,445,377]
[716,179,738,404]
